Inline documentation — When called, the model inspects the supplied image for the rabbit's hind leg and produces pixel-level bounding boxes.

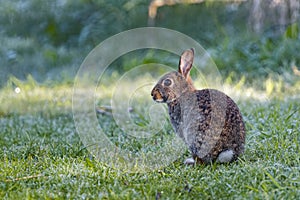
[184,157,195,165]
[184,157,206,165]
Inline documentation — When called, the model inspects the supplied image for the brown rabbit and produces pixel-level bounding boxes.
[151,48,245,164]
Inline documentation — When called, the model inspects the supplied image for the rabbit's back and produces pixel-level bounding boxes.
[168,89,245,163]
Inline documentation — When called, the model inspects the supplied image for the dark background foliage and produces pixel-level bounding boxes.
[0,0,299,86]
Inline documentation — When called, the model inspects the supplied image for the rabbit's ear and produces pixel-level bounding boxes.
[178,48,194,79]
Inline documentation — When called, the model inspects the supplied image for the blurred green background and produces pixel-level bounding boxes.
[0,0,299,87]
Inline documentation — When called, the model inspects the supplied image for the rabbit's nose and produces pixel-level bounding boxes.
[151,86,158,96]
[151,89,157,100]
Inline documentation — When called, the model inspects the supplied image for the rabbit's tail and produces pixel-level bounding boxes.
[216,149,234,163]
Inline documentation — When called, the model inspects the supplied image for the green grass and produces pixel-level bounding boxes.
[0,76,299,199]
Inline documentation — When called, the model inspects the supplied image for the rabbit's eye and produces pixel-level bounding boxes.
[163,79,172,86]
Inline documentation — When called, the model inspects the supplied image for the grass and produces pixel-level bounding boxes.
[0,74,299,199]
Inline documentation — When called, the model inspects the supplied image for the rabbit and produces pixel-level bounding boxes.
[151,48,245,164]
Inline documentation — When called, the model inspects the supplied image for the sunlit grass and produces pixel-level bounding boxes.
[2,70,299,115]
[0,76,73,115]
[0,74,299,199]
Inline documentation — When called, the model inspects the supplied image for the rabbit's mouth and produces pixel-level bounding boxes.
[151,90,165,103]
[151,87,168,103]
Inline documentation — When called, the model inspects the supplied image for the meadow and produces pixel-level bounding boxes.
[0,72,299,199]
[1,0,300,199]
